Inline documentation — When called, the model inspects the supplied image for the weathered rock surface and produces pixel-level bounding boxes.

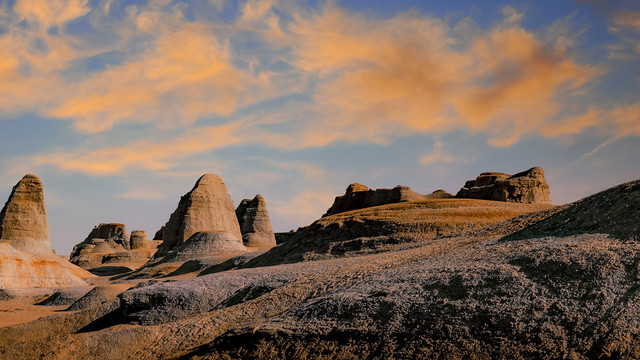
[166,231,246,261]
[36,286,93,306]
[67,284,133,311]
[324,183,452,216]
[70,224,158,269]
[0,174,93,289]
[155,174,242,255]
[236,195,276,248]
[456,166,551,204]
[0,243,92,288]
[0,174,51,256]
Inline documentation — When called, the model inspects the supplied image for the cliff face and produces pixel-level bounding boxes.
[456,167,551,205]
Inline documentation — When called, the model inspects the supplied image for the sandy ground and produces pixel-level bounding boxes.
[0,299,67,328]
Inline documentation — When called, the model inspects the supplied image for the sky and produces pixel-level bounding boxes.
[0,0,639,255]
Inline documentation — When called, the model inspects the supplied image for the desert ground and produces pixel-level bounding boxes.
[1,169,639,359]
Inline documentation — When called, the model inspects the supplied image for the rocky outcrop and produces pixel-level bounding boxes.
[155,174,242,255]
[70,224,159,269]
[236,195,276,248]
[0,174,92,288]
[456,167,551,204]
[0,243,93,288]
[324,183,452,216]
[0,174,51,256]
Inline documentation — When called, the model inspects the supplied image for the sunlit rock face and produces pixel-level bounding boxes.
[236,194,276,249]
[0,174,93,288]
[155,174,242,255]
[0,174,51,256]
[456,167,551,205]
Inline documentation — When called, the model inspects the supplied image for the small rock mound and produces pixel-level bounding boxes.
[172,231,246,259]
[456,166,551,204]
[324,183,451,216]
[236,195,276,248]
[154,174,242,255]
[67,284,133,311]
[36,286,92,306]
[0,174,51,256]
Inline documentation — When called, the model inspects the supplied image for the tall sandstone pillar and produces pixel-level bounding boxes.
[0,174,52,255]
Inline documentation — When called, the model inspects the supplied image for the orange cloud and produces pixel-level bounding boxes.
[270,5,598,148]
[25,123,241,175]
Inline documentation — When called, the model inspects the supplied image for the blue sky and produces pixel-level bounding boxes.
[0,0,639,254]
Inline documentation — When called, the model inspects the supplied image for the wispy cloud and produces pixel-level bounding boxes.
[1,1,637,177]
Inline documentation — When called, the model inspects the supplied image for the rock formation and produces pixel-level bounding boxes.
[456,166,551,204]
[70,224,159,269]
[0,243,93,288]
[0,174,93,288]
[174,231,246,258]
[154,174,242,255]
[0,174,51,256]
[324,183,452,216]
[235,195,276,248]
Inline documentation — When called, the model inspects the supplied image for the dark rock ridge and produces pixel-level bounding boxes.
[456,166,551,204]
[324,183,452,216]
[154,174,242,256]
[0,174,51,255]
[70,223,159,269]
[235,195,276,248]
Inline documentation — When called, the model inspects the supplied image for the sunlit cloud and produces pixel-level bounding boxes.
[23,123,241,175]
[1,0,637,178]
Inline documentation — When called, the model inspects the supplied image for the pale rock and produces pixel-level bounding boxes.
[236,195,276,248]
[155,174,242,255]
[0,174,51,256]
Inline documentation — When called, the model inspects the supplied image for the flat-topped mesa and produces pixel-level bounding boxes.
[324,183,453,216]
[155,174,242,255]
[456,166,551,205]
[0,174,52,255]
[236,194,276,248]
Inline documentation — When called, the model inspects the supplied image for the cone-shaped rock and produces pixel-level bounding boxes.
[156,174,242,254]
[236,194,276,248]
[0,174,51,256]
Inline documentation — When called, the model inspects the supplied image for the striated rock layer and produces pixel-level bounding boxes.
[0,243,92,288]
[155,174,242,255]
[324,183,452,216]
[456,166,551,205]
[236,195,276,248]
[0,174,51,256]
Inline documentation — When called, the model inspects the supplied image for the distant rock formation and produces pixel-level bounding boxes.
[0,174,93,288]
[456,167,551,204]
[70,223,160,269]
[324,183,452,216]
[0,174,51,256]
[154,174,242,255]
[235,195,276,248]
